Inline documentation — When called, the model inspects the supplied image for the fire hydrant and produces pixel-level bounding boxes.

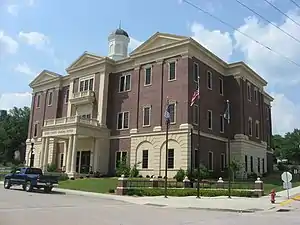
[270,189,276,204]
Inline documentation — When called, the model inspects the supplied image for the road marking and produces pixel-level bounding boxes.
[280,195,300,206]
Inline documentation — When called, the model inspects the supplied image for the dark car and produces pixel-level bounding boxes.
[3,167,58,193]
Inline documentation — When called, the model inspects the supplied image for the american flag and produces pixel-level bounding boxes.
[223,100,230,124]
[190,75,200,106]
[164,99,171,124]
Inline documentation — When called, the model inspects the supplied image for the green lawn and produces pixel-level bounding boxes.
[59,178,118,193]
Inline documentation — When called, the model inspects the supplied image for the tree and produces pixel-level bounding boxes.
[229,159,243,182]
[0,107,30,165]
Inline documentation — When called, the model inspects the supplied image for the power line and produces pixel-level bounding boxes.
[289,0,300,10]
[233,0,300,45]
[182,0,300,68]
[263,0,300,28]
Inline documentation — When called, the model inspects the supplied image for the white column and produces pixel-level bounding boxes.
[90,138,95,171]
[93,139,99,172]
[63,140,68,170]
[67,80,74,117]
[97,73,109,126]
[39,138,46,168]
[70,135,77,173]
[66,135,73,173]
[43,138,49,170]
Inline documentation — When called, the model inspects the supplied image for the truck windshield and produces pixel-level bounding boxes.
[26,168,43,175]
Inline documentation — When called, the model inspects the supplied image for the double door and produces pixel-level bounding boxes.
[75,151,91,174]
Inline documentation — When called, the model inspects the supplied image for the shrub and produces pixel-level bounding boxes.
[58,174,69,181]
[127,188,256,197]
[130,163,140,178]
[146,175,150,178]
[277,162,289,171]
[158,175,162,178]
[174,168,186,182]
[47,163,57,172]
[116,161,130,177]
[247,172,258,180]
[138,175,143,178]
[108,188,115,193]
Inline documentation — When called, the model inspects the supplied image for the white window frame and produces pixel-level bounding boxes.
[33,122,38,137]
[119,73,131,92]
[255,120,260,139]
[78,75,95,92]
[142,105,151,127]
[254,87,258,104]
[220,114,224,133]
[117,111,130,130]
[220,153,225,172]
[115,151,128,169]
[208,151,213,171]
[248,117,253,136]
[144,66,152,86]
[247,83,252,101]
[168,100,177,124]
[208,110,213,130]
[207,71,212,90]
[219,77,224,95]
[64,89,69,104]
[193,62,199,82]
[47,91,53,106]
[36,94,41,108]
[168,60,177,81]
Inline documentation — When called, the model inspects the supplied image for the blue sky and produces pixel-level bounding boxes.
[1,0,300,135]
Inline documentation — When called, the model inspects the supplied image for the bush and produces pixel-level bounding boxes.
[146,175,150,178]
[247,172,258,180]
[47,163,57,172]
[174,168,186,182]
[108,188,115,193]
[127,188,256,197]
[116,161,130,177]
[130,163,140,178]
[186,165,210,181]
[277,162,289,171]
[58,173,69,181]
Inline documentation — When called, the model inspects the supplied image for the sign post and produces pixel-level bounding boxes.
[281,171,293,199]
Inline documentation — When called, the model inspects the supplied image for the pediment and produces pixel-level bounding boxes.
[29,70,61,87]
[130,32,188,55]
[66,52,104,72]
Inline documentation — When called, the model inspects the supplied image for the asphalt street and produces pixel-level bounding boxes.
[0,186,300,225]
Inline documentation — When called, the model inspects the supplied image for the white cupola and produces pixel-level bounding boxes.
[108,25,130,61]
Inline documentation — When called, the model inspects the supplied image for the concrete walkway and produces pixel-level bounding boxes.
[54,186,300,212]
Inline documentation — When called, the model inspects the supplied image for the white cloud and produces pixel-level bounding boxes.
[0,92,31,110]
[7,4,19,16]
[129,37,143,52]
[0,31,18,56]
[190,22,233,61]
[14,63,35,76]
[19,31,52,52]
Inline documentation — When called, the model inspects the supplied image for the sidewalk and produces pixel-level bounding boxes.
[54,186,300,212]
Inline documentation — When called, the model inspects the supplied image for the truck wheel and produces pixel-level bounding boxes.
[4,179,11,189]
[25,181,33,192]
[44,187,53,193]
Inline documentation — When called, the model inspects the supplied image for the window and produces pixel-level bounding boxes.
[245,155,248,172]
[167,149,174,169]
[81,114,91,119]
[257,157,261,174]
[116,151,127,168]
[255,121,260,139]
[207,71,212,89]
[168,61,176,81]
[60,154,64,168]
[220,114,224,133]
[254,88,258,104]
[143,106,151,126]
[119,74,131,92]
[79,78,94,92]
[36,94,41,108]
[144,67,152,86]
[192,104,199,124]
[33,123,38,137]
[250,156,253,172]
[48,91,53,106]
[142,150,148,169]
[208,151,213,171]
[247,83,252,101]
[64,89,69,104]
[262,158,265,174]
[117,112,129,130]
[207,110,213,130]
[248,117,253,136]
[220,153,225,172]
[219,78,223,95]
[193,63,199,82]
[168,102,176,124]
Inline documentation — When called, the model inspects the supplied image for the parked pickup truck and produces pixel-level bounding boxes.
[3,167,58,193]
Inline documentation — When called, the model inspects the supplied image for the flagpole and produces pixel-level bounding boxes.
[226,99,232,199]
[164,100,170,198]
[196,75,201,199]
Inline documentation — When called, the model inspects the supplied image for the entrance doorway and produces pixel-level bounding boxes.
[75,151,91,174]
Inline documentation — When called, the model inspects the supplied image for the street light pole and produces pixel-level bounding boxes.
[30,138,35,168]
